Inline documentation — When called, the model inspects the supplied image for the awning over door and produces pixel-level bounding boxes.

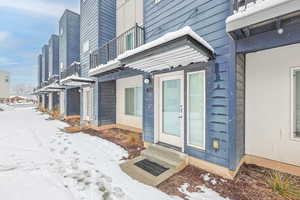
[45,83,65,92]
[60,75,95,87]
[118,26,214,72]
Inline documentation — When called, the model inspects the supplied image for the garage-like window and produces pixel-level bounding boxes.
[125,87,142,116]
[292,68,300,139]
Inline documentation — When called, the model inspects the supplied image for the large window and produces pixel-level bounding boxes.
[83,40,90,53]
[292,68,300,139]
[125,87,142,116]
[187,71,206,149]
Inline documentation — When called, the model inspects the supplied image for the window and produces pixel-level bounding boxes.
[83,40,90,53]
[126,33,133,50]
[125,87,142,116]
[5,76,9,83]
[60,28,63,35]
[187,71,206,149]
[154,0,161,4]
[292,68,300,139]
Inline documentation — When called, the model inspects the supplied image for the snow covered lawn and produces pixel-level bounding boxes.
[0,106,227,200]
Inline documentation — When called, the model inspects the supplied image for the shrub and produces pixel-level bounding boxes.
[266,170,300,200]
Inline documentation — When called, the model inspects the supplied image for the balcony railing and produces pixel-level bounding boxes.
[233,0,258,12]
[48,75,59,85]
[90,24,145,69]
[61,62,81,80]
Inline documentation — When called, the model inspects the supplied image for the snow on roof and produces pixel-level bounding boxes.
[226,0,292,23]
[118,26,214,61]
[88,60,121,76]
[60,75,94,84]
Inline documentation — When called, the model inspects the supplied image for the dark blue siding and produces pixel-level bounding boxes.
[59,10,80,73]
[42,45,49,81]
[80,0,116,126]
[38,54,43,87]
[143,0,237,169]
[98,80,116,126]
[66,88,80,116]
[48,35,60,76]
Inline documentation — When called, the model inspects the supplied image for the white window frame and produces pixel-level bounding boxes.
[83,87,93,121]
[124,87,142,117]
[187,71,206,150]
[290,67,300,141]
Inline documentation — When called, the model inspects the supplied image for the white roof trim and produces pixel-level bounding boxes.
[226,0,300,32]
[60,75,94,87]
[88,60,121,76]
[118,26,214,61]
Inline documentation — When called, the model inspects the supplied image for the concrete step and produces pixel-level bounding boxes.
[141,144,187,169]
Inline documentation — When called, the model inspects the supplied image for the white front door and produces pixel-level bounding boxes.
[155,71,184,148]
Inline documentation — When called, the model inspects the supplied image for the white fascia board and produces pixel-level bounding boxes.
[226,0,300,32]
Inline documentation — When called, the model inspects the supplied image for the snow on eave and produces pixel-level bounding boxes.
[226,0,292,23]
[88,60,121,76]
[60,75,94,84]
[117,26,214,61]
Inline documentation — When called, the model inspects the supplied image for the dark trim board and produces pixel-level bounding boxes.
[236,21,300,53]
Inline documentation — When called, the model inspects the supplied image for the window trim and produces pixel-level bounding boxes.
[124,87,142,117]
[290,67,300,142]
[187,71,206,150]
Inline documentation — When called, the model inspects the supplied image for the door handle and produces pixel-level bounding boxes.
[178,105,183,118]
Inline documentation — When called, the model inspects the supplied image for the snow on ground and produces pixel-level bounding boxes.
[0,106,225,200]
[178,183,229,200]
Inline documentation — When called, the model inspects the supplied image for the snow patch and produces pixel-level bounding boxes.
[178,183,229,200]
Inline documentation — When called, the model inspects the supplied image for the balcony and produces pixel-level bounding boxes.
[227,0,300,33]
[90,24,145,69]
[60,62,81,80]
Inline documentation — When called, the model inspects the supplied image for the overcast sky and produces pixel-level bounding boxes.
[0,0,80,88]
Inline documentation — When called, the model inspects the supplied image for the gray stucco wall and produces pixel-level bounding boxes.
[48,34,60,76]
[143,0,237,169]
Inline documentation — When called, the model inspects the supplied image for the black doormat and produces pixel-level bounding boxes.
[134,159,169,177]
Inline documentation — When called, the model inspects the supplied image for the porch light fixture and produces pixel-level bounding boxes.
[144,78,150,85]
[276,19,284,35]
[212,139,220,151]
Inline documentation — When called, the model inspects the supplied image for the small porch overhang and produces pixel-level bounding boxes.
[226,0,300,34]
[88,60,121,76]
[60,75,95,87]
[45,83,65,92]
[118,26,214,73]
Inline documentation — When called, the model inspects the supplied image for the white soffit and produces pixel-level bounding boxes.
[88,60,121,76]
[60,75,95,87]
[119,26,214,72]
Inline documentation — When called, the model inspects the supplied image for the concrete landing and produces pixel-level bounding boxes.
[120,144,187,186]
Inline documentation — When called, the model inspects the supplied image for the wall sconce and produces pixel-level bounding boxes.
[144,78,150,85]
[212,139,220,151]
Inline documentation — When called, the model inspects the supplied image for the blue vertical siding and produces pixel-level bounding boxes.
[48,35,60,76]
[59,10,80,73]
[66,88,81,116]
[42,45,49,81]
[143,0,238,169]
[80,0,116,126]
[38,54,43,87]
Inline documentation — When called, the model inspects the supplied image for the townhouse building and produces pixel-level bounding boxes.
[59,9,81,117]
[48,34,60,111]
[34,0,300,181]
[41,44,49,109]
[226,0,300,169]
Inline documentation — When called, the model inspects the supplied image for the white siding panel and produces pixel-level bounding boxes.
[246,43,300,166]
[116,75,143,129]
